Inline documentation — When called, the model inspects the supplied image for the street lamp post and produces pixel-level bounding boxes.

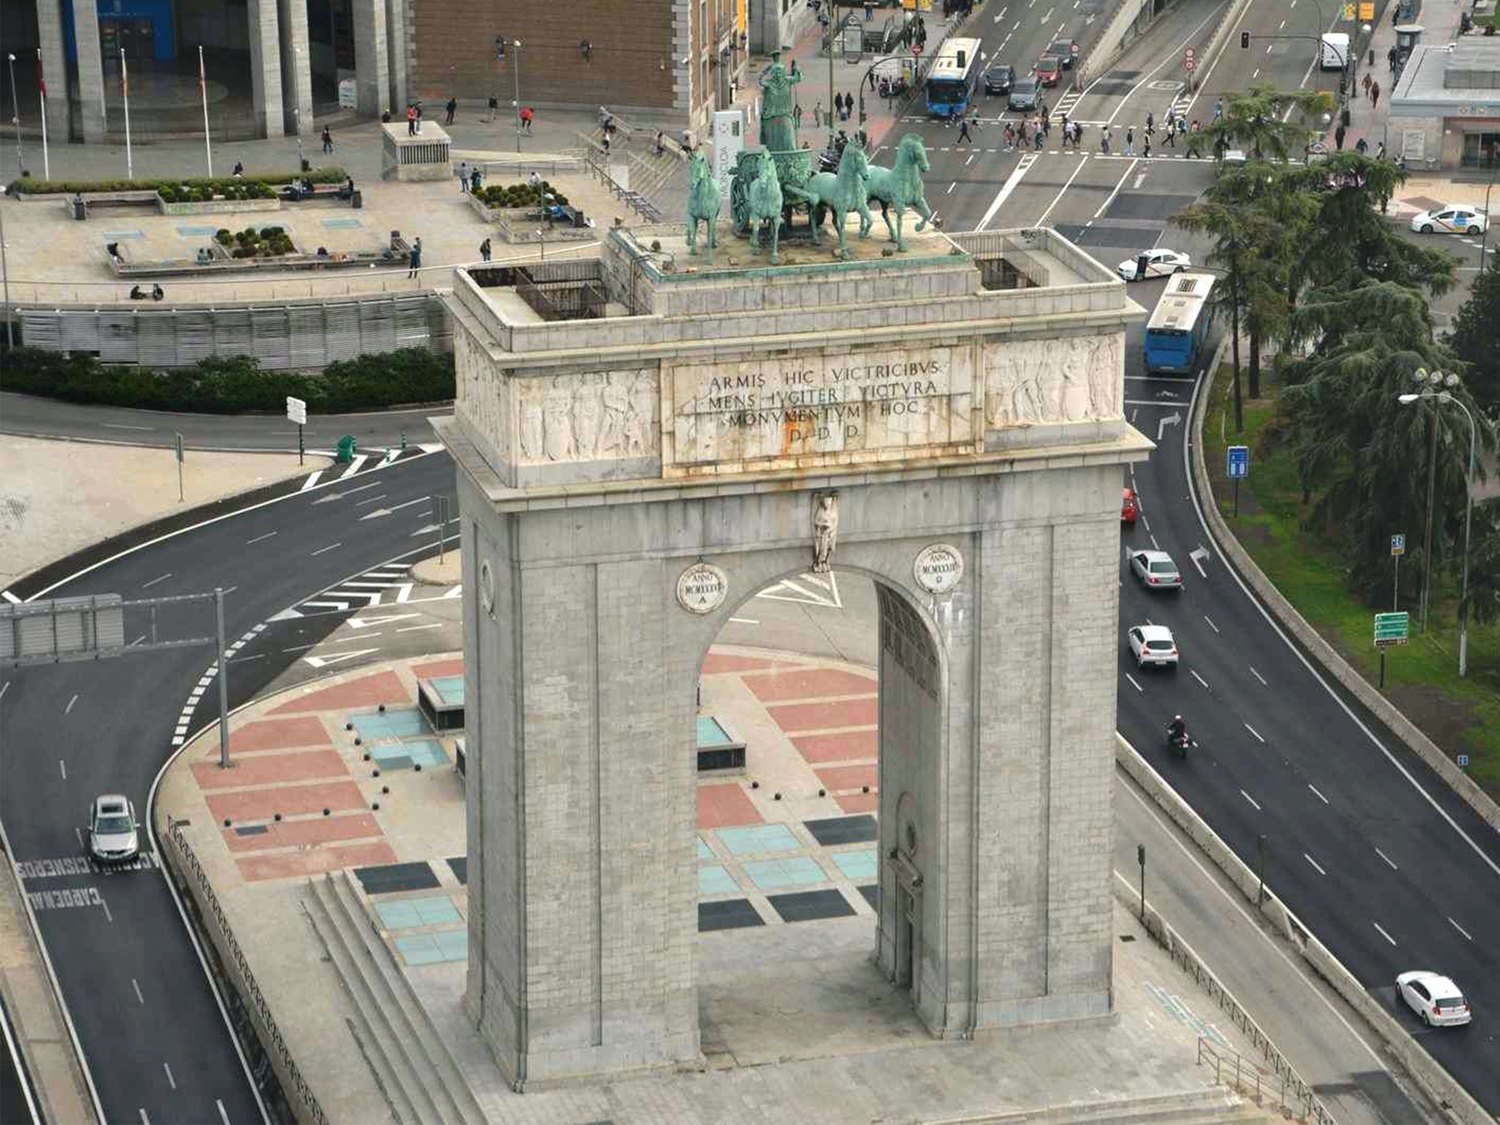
[293,46,305,170]
[7,52,21,180]
[1,185,14,349]
[1478,162,1498,272]
[1399,372,1479,676]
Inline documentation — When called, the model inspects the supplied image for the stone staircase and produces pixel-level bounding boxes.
[303,870,486,1125]
[977,1088,1272,1123]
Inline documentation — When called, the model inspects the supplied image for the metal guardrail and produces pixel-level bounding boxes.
[164,820,329,1125]
[1197,1039,1335,1125]
[576,135,665,222]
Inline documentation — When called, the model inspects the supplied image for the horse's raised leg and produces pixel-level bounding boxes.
[913,196,931,232]
[879,200,897,243]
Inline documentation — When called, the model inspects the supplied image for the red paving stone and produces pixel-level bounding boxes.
[697,783,763,829]
[743,667,878,703]
[701,651,781,675]
[192,749,348,790]
[836,791,880,814]
[792,729,879,764]
[236,841,397,883]
[413,658,465,679]
[815,764,878,792]
[218,716,330,755]
[206,779,366,823]
[768,697,878,733]
[222,812,382,853]
[268,670,411,715]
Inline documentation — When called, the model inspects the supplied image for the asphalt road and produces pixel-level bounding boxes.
[0,451,456,1124]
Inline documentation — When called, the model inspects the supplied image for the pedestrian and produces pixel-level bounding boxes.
[529,169,542,191]
[1362,72,1373,97]
[1101,125,1111,154]
[415,101,424,131]
[682,127,695,153]
[321,126,333,154]
[232,160,244,176]
[794,102,804,128]
[1003,123,1016,151]
[1034,124,1044,150]
[406,103,417,135]
[957,117,973,145]
[445,96,457,125]
[1163,118,1176,148]
[1017,117,1028,145]
[814,100,824,128]
[520,106,534,134]
[842,92,852,121]
[459,160,471,191]
[1355,136,1368,155]
[1125,125,1134,155]
[1145,111,1154,136]
[1143,132,1152,158]
[1375,140,1385,160]
[479,237,492,262]
[407,236,422,279]
[1334,122,1346,150]
[867,68,878,91]
[487,93,499,122]
[1186,119,1202,158]
[1041,112,1050,137]
[1370,81,1380,108]
[601,132,611,155]
[1387,45,1398,70]
[1213,97,1223,121]
[470,167,482,192]
[654,130,666,157]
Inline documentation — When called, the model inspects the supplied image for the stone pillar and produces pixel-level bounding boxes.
[276,0,313,140]
[69,0,105,143]
[35,0,70,142]
[384,0,407,119]
[352,0,390,119]
[246,0,285,138]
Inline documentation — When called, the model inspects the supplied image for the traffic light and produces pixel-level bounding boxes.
[1240,30,1250,48]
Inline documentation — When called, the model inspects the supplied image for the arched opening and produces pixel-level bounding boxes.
[690,564,950,1054]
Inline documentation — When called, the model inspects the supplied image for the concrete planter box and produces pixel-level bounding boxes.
[494,208,595,244]
[156,195,282,216]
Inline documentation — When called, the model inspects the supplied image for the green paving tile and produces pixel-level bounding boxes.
[698,864,739,896]
[717,824,799,856]
[433,929,468,961]
[696,837,715,860]
[743,855,827,891]
[395,933,445,965]
[832,848,878,881]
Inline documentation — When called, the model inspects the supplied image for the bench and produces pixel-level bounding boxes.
[68,190,159,219]
[280,183,359,207]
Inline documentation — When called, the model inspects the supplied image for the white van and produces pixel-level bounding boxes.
[1320,32,1350,70]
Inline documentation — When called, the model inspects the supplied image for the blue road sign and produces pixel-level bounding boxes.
[1227,445,1250,479]
[1391,534,1406,556]
[1458,754,1470,768]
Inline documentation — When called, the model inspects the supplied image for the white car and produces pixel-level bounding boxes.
[1409,205,1487,236]
[1117,248,1192,281]
[1396,971,1472,1027]
[1129,549,1183,591]
[1128,624,1179,667]
[88,794,139,863]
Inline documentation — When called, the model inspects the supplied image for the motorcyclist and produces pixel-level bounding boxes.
[1167,715,1188,745]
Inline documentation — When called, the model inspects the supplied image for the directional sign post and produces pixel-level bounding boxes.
[1226,445,1249,516]
[287,395,308,465]
[1389,533,1405,612]
[174,431,185,502]
[1374,610,1409,688]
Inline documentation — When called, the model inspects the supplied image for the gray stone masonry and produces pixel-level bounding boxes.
[35,0,69,142]
[247,0,285,139]
[276,0,313,139]
[69,0,104,144]
[353,0,391,119]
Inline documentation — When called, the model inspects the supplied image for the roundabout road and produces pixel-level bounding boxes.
[0,450,454,1123]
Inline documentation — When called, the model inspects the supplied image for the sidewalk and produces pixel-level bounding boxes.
[1333,0,1463,157]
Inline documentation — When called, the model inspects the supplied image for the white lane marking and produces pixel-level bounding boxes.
[1041,6,1053,19]
[1149,533,1160,550]
[1036,153,1095,227]
[163,1062,176,1090]
[1372,922,1397,947]
[1249,666,1267,685]
[1278,17,1286,28]
[132,978,144,1004]
[1449,917,1473,941]
[311,542,343,556]
[728,616,759,624]
[1304,853,1326,876]
[355,492,388,506]
[976,152,1037,229]
[395,623,444,633]
[99,422,155,431]
[59,759,66,779]
[139,1109,150,1124]
[217,1102,232,1125]
[299,470,324,491]
[1189,669,1209,689]
[100,897,113,923]
[0,681,7,701]
[1241,789,1261,811]
[281,644,316,653]
[65,693,79,714]
[141,573,172,589]
[946,181,956,194]
[74,826,84,849]
[1,590,19,604]
[339,454,369,479]
[965,153,976,166]
[1141,515,1152,532]
[1203,615,1219,633]
[1091,159,1138,219]
[1308,784,1329,805]
[245,530,277,545]
[1375,848,1399,871]
[1244,723,1264,743]
[1124,673,1144,693]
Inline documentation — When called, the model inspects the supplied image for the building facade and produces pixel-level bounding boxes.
[1388,38,1500,170]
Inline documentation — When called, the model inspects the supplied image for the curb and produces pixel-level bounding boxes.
[1188,348,1500,835]
[1115,737,1492,1125]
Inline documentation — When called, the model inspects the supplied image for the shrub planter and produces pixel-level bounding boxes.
[157,195,283,216]
[494,210,596,243]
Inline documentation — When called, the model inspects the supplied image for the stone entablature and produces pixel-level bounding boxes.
[448,227,1142,486]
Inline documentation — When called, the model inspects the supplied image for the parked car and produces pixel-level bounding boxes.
[1129,549,1183,590]
[1034,55,1064,86]
[984,64,1016,95]
[1116,248,1192,281]
[1128,624,1179,668]
[1121,487,1139,524]
[1396,971,1472,1027]
[1409,205,1487,235]
[1048,38,1080,67]
[1008,77,1039,111]
[88,794,139,863]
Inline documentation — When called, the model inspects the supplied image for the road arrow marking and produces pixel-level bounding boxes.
[410,523,440,537]
[1189,546,1210,578]
[1156,412,1182,441]
[348,612,421,629]
[361,496,428,520]
[302,647,382,669]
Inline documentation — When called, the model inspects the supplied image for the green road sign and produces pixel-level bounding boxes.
[1374,611,1410,648]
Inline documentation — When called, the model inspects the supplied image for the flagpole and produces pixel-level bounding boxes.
[36,49,49,180]
[199,45,212,177]
[6,53,20,181]
[120,48,133,180]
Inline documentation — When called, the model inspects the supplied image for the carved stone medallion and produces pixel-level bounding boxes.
[676,563,729,614]
[913,543,964,595]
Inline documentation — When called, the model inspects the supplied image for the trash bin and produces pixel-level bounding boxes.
[351,190,363,209]
[336,435,357,464]
[73,199,87,220]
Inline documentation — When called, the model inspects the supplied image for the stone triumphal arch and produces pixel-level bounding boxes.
[435,223,1150,1087]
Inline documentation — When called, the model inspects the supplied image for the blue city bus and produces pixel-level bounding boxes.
[1144,272,1217,375]
[925,37,984,119]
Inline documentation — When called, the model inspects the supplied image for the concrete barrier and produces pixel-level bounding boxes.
[1116,740,1494,1125]
[1188,351,1500,837]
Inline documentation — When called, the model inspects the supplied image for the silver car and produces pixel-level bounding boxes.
[88,794,139,863]
[1008,78,1039,111]
[1129,549,1183,591]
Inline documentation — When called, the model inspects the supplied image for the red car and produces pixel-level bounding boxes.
[1121,487,1139,524]
[1034,55,1063,87]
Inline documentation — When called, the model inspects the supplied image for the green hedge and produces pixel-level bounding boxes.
[158,180,276,202]
[475,180,569,209]
[0,347,453,414]
[8,167,348,196]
